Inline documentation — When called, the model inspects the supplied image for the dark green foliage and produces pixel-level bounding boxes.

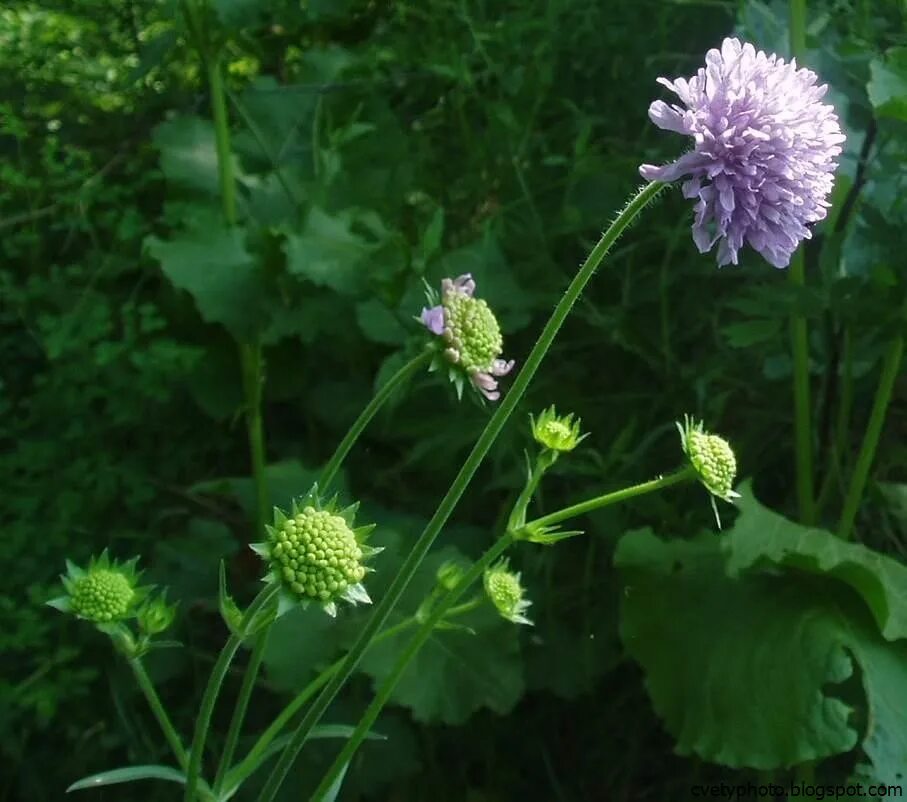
[2,0,906,800]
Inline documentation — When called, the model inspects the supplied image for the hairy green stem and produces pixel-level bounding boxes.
[309,534,515,801]
[129,658,189,770]
[212,628,270,794]
[255,180,664,802]
[788,0,815,526]
[837,332,904,540]
[318,349,432,491]
[184,585,278,802]
[523,466,697,531]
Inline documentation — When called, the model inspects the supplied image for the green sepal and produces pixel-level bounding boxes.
[218,561,244,638]
[47,596,71,613]
[523,526,585,545]
[323,600,339,618]
[341,582,372,606]
[272,507,288,527]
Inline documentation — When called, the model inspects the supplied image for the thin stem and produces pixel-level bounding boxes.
[837,332,904,540]
[129,658,188,770]
[524,466,696,531]
[241,342,269,537]
[817,327,853,515]
[184,585,278,802]
[213,628,271,794]
[308,534,515,802]
[788,0,815,526]
[208,56,237,226]
[255,180,664,802]
[318,350,433,491]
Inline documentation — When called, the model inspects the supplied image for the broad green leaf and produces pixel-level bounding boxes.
[285,207,374,295]
[355,298,408,345]
[263,605,342,690]
[868,48,907,123]
[723,483,907,641]
[720,319,782,348]
[616,529,907,777]
[212,0,263,28]
[152,117,228,196]
[67,765,188,792]
[146,212,268,342]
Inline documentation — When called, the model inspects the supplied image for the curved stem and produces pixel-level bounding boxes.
[184,585,278,802]
[837,332,904,540]
[309,534,515,802]
[213,628,270,794]
[129,658,188,770]
[255,180,664,802]
[523,466,696,532]
[318,350,432,491]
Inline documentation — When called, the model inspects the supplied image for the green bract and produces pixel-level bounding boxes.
[48,550,146,624]
[483,559,532,626]
[251,486,380,618]
[530,406,587,453]
[677,416,740,503]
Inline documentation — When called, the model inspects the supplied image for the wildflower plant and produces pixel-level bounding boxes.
[52,16,901,802]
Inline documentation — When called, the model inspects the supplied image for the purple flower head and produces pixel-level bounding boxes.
[640,37,845,268]
[419,274,514,402]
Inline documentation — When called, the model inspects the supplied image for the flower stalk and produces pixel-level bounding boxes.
[255,180,664,802]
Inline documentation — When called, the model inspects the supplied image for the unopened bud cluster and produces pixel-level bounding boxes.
[677,416,740,503]
[71,569,135,622]
[530,406,586,453]
[483,560,532,626]
[269,507,366,603]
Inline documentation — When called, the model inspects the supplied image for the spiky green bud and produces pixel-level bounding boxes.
[137,593,177,636]
[530,406,587,453]
[677,415,740,503]
[483,559,532,626]
[251,487,380,618]
[48,551,146,625]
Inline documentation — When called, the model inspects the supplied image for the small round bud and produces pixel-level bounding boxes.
[71,569,135,623]
[530,406,587,453]
[137,595,177,635]
[436,560,467,591]
[483,559,532,626]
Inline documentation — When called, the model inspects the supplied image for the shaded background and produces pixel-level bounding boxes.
[1,0,905,799]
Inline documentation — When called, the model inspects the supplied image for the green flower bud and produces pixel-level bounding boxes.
[483,559,532,626]
[251,488,380,618]
[71,570,134,622]
[530,406,587,453]
[436,560,467,591]
[677,415,741,503]
[137,594,177,636]
[48,551,146,625]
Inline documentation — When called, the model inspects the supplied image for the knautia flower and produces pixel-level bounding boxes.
[530,406,588,453]
[420,273,515,401]
[48,551,146,624]
[483,559,532,626]
[640,37,845,268]
[251,487,380,618]
[678,415,741,514]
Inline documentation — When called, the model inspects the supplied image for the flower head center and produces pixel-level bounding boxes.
[72,569,135,622]
[444,295,503,373]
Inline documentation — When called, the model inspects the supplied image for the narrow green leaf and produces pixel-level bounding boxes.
[67,765,187,792]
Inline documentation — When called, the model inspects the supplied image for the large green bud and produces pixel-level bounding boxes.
[251,487,380,618]
[48,550,146,625]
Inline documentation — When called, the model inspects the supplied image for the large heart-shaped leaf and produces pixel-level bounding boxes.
[616,528,907,778]
[724,483,907,641]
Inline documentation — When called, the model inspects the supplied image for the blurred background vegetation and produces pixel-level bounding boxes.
[1,0,905,799]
